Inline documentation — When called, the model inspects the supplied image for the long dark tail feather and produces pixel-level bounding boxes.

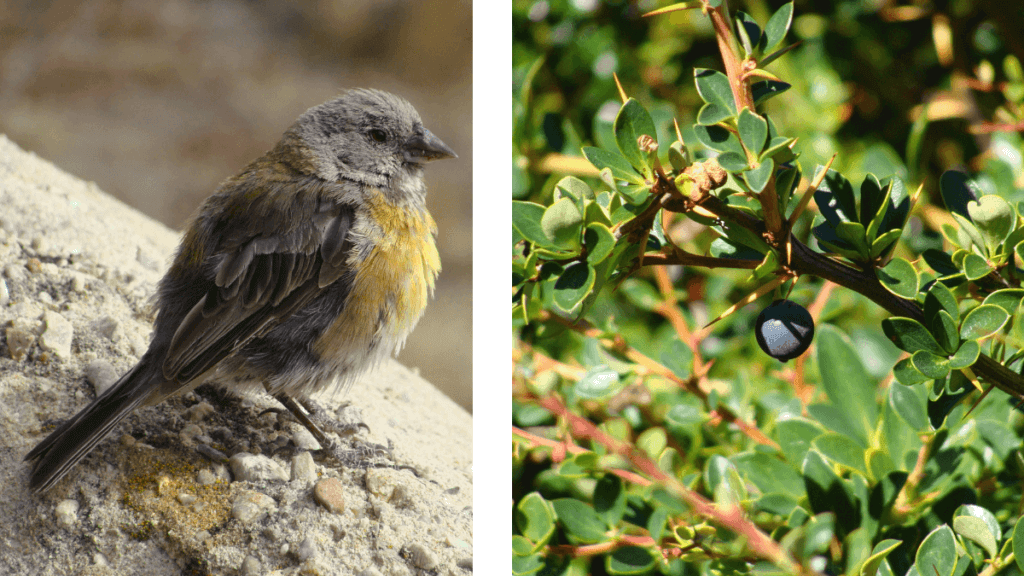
[25,361,158,493]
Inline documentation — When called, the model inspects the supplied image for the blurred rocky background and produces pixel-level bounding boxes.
[0,0,472,410]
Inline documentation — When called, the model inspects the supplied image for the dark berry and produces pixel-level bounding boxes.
[755,299,814,361]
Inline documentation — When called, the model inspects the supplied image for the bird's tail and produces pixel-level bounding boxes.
[25,360,159,493]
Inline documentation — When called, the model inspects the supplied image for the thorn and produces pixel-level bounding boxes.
[963,384,994,419]
[701,273,790,331]
[613,73,628,104]
[674,118,684,144]
[642,1,702,17]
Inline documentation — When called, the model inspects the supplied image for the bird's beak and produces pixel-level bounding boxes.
[405,129,457,162]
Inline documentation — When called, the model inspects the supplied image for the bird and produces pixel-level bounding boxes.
[24,88,456,493]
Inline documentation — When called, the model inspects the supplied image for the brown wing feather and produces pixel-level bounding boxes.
[163,205,354,383]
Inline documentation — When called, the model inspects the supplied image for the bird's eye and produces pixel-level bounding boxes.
[368,129,387,143]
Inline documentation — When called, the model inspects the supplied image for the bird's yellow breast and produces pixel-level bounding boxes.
[313,189,440,365]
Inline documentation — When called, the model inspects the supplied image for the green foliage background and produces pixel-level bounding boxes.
[514,1,1024,575]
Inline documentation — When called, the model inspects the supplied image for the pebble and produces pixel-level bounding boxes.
[178,423,203,444]
[39,310,73,359]
[239,556,261,576]
[89,315,122,342]
[231,490,276,524]
[177,493,197,506]
[3,263,26,282]
[290,451,317,485]
[406,543,438,570]
[84,360,119,395]
[357,568,384,576]
[55,499,79,527]
[313,477,345,514]
[185,401,215,421]
[295,537,317,562]
[0,278,8,306]
[365,468,406,501]
[229,453,289,483]
[289,424,320,450]
[5,325,35,360]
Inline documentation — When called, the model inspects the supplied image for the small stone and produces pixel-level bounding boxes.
[6,326,35,360]
[365,468,405,500]
[457,556,473,570]
[291,451,317,485]
[55,499,79,527]
[295,537,317,562]
[239,556,261,576]
[186,401,215,421]
[197,469,218,486]
[156,475,173,496]
[313,477,346,514]
[39,310,73,359]
[70,273,87,293]
[89,315,122,342]
[195,530,211,542]
[405,543,438,570]
[84,360,119,395]
[196,444,228,462]
[0,278,8,306]
[231,490,276,523]
[357,568,384,576]
[25,258,41,273]
[229,453,289,483]
[3,263,26,282]
[447,536,470,549]
[177,493,197,505]
[179,423,203,444]
[289,423,320,450]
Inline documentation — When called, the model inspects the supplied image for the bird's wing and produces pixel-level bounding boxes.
[162,201,356,383]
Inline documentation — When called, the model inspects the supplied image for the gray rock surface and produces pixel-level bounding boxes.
[0,135,473,575]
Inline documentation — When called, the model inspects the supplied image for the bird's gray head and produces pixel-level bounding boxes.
[291,89,456,191]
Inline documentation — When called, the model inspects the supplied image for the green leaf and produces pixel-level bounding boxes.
[693,68,737,120]
[583,147,645,184]
[692,124,745,155]
[802,451,860,533]
[960,304,1009,340]
[813,432,867,474]
[877,258,919,299]
[1013,516,1024,572]
[983,288,1024,316]
[910,350,950,379]
[541,197,583,250]
[925,282,960,324]
[859,540,902,576]
[814,167,858,225]
[871,229,902,259]
[883,317,944,355]
[929,310,960,355]
[860,174,885,228]
[961,253,993,281]
[745,158,774,193]
[738,108,769,154]
[513,201,553,248]
[606,547,655,575]
[661,339,694,380]
[892,357,931,386]
[752,80,791,105]
[952,212,988,255]
[552,261,595,313]
[584,224,616,265]
[776,418,825,467]
[716,151,749,172]
[948,340,980,370]
[575,365,620,400]
[735,12,761,56]
[515,492,556,548]
[816,325,877,442]
[953,505,1000,557]
[890,382,930,430]
[552,498,607,543]
[967,195,1015,254]
[511,553,543,575]
[614,99,657,179]
[915,525,957,576]
[763,2,794,52]
[594,475,626,527]
[939,170,980,220]
[835,221,871,258]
